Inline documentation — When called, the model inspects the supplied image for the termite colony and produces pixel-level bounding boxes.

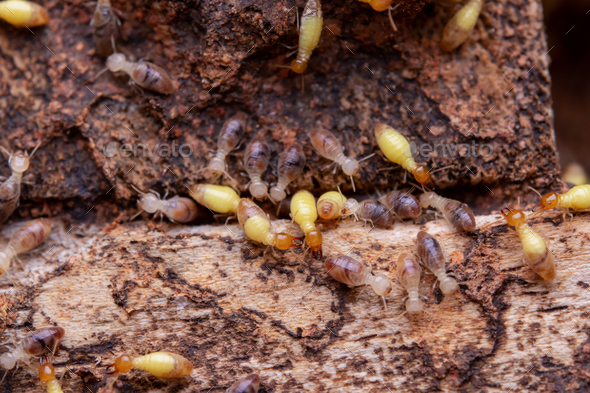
[0,0,584,391]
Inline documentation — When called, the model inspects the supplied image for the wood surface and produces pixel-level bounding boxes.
[0,211,588,392]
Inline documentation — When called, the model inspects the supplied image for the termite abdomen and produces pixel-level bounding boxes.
[441,0,483,52]
[358,199,394,228]
[227,373,261,393]
[379,190,421,219]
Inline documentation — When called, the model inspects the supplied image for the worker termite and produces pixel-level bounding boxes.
[290,0,323,74]
[131,187,198,224]
[396,252,424,316]
[269,143,306,203]
[226,373,261,393]
[0,326,65,371]
[416,231,458,294]
[532,185,590,214]
[189,184,240,215]
[316,190,359,221]
[0,0,49,27]
[290,190,323,259]
[357,199,394,228]
[237,198,303,250]
[92,0,121,57]
[374,123,431,186]
[310,129,373,192]
[0,218,52,274]
[419,191,477,232]
[325,254,393,307]
[243,136,270,200]
[500,207,556,281]
[38,360,64,393]
[440,0,483,52]
[107,351,193,378]
[379,190,422,219]
[0,141,41,225]
[105,53,175,94]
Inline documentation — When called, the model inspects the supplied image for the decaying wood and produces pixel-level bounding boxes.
[0,212,589,392]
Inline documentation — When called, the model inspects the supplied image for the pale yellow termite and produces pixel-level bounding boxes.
[500,208,556,281]
[533,185,590,214]
[0,0,49,27]
[39,361,64,393]
[0,218,52,274]
[441,0,483,52]
[108,351,193,378]
[316,190,359,221]
[106,53,174,94]
[290,0,323,74]
[562,163,587,186]
[374,123,431,186]
[189,184,240,215]
[290,190,323,259]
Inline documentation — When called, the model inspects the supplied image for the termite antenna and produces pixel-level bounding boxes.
[350,175,356,192]
[387,4,400,32]
[111,34,117,54]
[357,152,376,163]
[92,67,109,82]
[29,141,42,158]
[527,185,543,198]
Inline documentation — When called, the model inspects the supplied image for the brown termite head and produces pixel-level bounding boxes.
[533,192,559,212]
[106,53,126,72]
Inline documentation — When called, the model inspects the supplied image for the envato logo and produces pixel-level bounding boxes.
[408,141,494,158]
[103,141,193,158]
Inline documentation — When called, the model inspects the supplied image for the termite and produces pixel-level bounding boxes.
[237,198,303,250]
[0,0,48,27]
[290,0,323,74]
[440,0,483,52]
[500,207,556,281]
[105,53,174,94]
[92,0,121,57]
[107,351,193,378]
[374,123,431,186]
[0,141,41,225]
[532,185,590,214]
[309,129,372,192]
[243,136,270,200]
[562,163,587,186]
[316,190,359,221]
[38,360,64,393]
[269,143,306,203]
[0,218,52,274]
[0,326,65,371]
[131,187,198,224]
[325,254,393,307]
[290,190,323,259]
[357,199,394,228]
[189,184,240,215]
[227,373,261,393]
[416,231,458,294]
[419,191,476,232]
[378,190,422,219]
[396,252,423,316]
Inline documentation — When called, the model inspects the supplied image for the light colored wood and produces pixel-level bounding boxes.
[0,212,588,392]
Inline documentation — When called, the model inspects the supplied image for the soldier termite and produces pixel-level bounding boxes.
[237,198,303,251]
[0,326,65,373]
[290,0,323,74]
[374,123,431,187]
[419,191,476,232]
[316,190,359,221]
[500,207,556,281]
[416,231,458,294]
[226,373,261,393]
[378,190,422,219]
[0,218,52,274]
[532,185,590,215]
[92,0,121,57]
[269,143,306,203]
[38,360,64,393]
[396,252,424,316]
[440,0,483,52]
[107,351,193,378]
[0,141,41,225]
[357,199,394,228]
[243,136,270,200]
[0,0,48,27]
[105,53,175,94]
[189,184,240,215]
[309,128,374,192]
[131,186,198,224]
[325,254,393,307]
[290,190,323,259]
